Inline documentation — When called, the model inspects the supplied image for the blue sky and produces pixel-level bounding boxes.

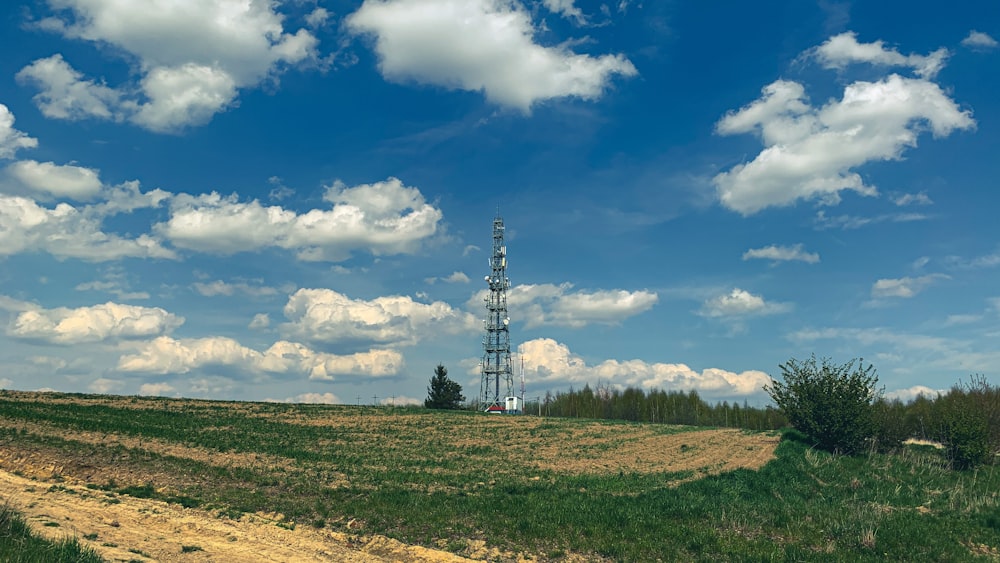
[0,0,998,406]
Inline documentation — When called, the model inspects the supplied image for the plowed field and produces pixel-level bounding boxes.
[0,392,779,561]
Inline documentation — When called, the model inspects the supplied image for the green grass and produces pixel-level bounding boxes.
[0,504,104,563]
[1,392,998,561]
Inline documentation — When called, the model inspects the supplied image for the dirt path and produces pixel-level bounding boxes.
[0,469,472,563]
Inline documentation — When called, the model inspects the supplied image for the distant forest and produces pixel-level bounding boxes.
[521,384,788,431]
[521,379,1000,452]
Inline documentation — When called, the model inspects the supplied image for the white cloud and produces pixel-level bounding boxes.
[543,0,586,23]
[945,247,1000,269]
[426,271,470,284]
[699,288,791,318]
[742,244,819,264]
[8,301,183,344]
[0,295,37,313]
[4,160,103,200]
[788,326,952,352]
[282,288,477,348]
[346,0,636,111]
[885,385,946,402]
[139,382,176,396]
[870,274,948,299]
[192,280,278,298]
[814,210,928,230]
[0,378,12,389]
[15,54,123,121]
[249,313,271,329]
[93,180,171,215]
[130,63,239,132]
[305,8,331,28]
[89,377,124,394]
[0,105,38,159]
[157,177,442,261]
[118,336,402,380]
[518,338,771,397]
[382,395,422,406]
[273,392,342,405]
[469,282,658,328]
[812,31,949,78]
[891,192,933,206]
[714,36,974,215]
[962,31,998,51]
[0,194,176,261]
[945,313,981,327]
[20,0,319,132]
[76,281,149,301]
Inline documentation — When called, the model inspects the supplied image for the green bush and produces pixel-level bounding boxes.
[932,379,994,470]
[872,398,909,452]
[765,356,880,455]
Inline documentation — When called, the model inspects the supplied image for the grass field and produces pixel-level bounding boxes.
[0,390,997,561]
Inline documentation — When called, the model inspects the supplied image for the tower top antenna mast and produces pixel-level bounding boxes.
[480,211,515,412]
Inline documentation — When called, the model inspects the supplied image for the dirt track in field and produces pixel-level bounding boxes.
[0,392,780,561]
[0,469,473,562]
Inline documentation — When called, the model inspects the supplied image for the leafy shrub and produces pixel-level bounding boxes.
[932,377,995,470]
[765,356,880,455]
[871,398,909,452]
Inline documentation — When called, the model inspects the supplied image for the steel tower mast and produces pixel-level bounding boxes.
[480,211,514,412]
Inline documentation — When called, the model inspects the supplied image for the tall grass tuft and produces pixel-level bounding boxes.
[0,504,104,563]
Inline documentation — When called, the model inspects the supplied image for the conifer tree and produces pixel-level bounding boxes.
[425,364,464,410]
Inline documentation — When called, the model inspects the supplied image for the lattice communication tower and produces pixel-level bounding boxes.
[480,212,514,412]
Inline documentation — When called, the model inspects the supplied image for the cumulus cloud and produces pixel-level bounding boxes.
[270,392,343,405]
[962,31,998,51]
[382,395,422,406]
[714,33,974,215]
[699,288,791,318]
[870,274,948,299]
[118,336,402,380]
[346,0,636,111]
[884,385,947,402]
[742,244,819,264]
[0,105,38,159]
[282,288,477,349]
[812,31,949,78]
[16,55,123,121]
[89,377,124,394]
[20,0,319,132]
[426,271,470,284]
[8,301,183,344]
[469,283,658,328]
[139,382,176,396]
[519,338,771,397]
[157,177,442,261]
[249,313,271,330]
[0,194,176,261]
[543,0,586,23]
[4,160,103,200]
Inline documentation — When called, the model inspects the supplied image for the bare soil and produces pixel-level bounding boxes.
[0,469,471,562]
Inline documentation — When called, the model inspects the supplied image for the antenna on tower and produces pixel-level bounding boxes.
[520,355,525,409]
[480,210,517,413]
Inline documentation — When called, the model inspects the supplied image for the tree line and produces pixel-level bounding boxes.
[523,384,789,431]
